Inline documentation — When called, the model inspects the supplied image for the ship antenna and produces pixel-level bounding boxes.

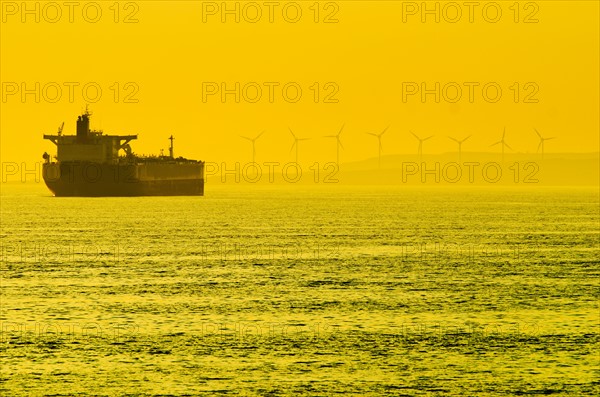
[169,135,175,159]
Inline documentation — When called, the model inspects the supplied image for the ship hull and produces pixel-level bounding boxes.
[43,162,204,197]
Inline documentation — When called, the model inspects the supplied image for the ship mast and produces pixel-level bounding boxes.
[169,135,175,159]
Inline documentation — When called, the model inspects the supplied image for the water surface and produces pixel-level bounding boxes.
[1,184,598,395]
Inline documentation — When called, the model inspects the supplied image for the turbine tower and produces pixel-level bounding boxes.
[490,127,512,162]
[240,131,265,163]
[324,124,345,165]
[289,128,310,163]
[366,125,389,169]
[534,128,555,159]
[448,135,471,162]
[411,131,433,162]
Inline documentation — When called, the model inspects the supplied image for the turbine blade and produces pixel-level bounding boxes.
[380,125,390,136]
[289,128,296,138]
[255,131,265,140]
[423,135,433,141]
[338,124,345,136]
[338,140,344,150]
[490,141,501,147]
[504,142,513,151]
[366,132,377,137]
[502,127,506,140]
[462,135,471,142]
[546,137,556,140]
[534,128,542,139]
[289,142,296,153]
[240,135,251,141]
[324,135,336,138]
[537,142,542,152]
[448,136,459,143]
[410,131,420,140]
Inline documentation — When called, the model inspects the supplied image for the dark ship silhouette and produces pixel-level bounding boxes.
[42,109,204,196]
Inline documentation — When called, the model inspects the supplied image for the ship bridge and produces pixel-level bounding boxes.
[44,110,137,163]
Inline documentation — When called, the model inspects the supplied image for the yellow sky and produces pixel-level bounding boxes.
[1,1,598,165]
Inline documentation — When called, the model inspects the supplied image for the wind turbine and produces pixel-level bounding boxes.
[289,128,310,163]
[490,127,513,162]
[448,135,471,162]
[366,125,389,168]
[411,131,433,162]
[324,124,345,164]
[534,128,555,159]
[240,131,265,163]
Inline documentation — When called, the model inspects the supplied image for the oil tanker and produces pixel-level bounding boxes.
[42,109,204,196]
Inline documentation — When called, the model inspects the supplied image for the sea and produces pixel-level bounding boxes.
[1,183,598,396]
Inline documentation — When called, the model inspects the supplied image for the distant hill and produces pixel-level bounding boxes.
[336,152,599,186]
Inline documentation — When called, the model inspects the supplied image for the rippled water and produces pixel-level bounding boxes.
[1,184,598,395]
